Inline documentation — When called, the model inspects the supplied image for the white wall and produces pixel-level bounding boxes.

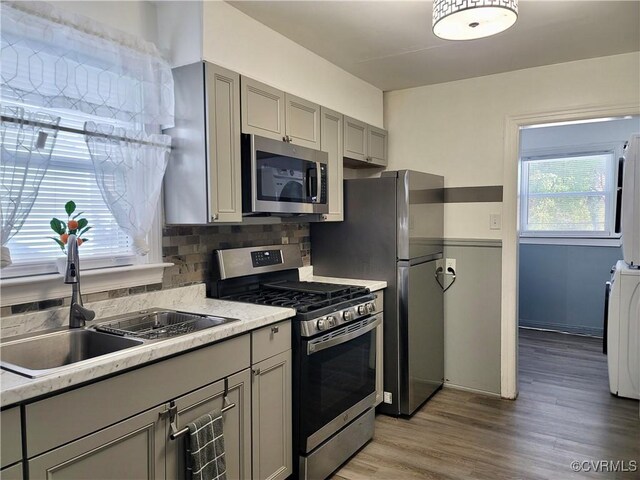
[202,2,383,127]
[55,1,384,127]
[54,1,158,43]
[385,52,640,240]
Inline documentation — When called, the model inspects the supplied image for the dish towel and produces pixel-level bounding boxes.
[187,411,227,480]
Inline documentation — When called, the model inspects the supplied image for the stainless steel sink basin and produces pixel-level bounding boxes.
[94,308,239,340]
[0,330,144,378]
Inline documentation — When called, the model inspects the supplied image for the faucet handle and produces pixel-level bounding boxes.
[73,304,96,323]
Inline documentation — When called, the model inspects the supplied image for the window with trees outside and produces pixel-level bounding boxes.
[519,150,618,237]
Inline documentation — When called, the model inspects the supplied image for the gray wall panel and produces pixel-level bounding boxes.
[519,244,622,336]
[443,244,502,395]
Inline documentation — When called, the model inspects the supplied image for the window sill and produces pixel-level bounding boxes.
[0,263,173,307]
[519,236,622,247]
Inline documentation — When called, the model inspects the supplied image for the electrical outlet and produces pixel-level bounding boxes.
[383,391,393,404]
[436,258,445,272]
[490,213,502,230]
[445,258,456,273]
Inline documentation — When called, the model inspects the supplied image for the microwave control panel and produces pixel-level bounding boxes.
[251,249,283,268]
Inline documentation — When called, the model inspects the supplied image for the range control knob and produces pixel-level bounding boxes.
[357,305,367,315]
[326,315,337,327]
[343,310,354,322]
[316,318,328,331]
[367,303,375,313]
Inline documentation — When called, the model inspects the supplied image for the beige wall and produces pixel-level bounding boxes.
[201,1,383,127]
[384,52,640,240]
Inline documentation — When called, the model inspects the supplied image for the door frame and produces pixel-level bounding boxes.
[500,102,640,399]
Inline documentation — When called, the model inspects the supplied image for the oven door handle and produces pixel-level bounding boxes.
[307,315,382,355]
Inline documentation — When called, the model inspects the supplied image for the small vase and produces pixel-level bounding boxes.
[56,257,67,275]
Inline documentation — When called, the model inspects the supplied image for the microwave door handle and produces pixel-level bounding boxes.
[316,162,322,203]
[306,315,381,355]
[306,167,313,200]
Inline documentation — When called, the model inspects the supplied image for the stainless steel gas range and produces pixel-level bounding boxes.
[209,244,379,480]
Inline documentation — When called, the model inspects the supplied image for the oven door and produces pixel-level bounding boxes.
[299,314,381,453]
[249,134,328,214]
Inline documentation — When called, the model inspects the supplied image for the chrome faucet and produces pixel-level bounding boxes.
[65,234,96,328]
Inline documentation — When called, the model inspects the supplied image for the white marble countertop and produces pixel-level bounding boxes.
[1,285,295,407]
[0,272,385,408]
[299,266,387,292]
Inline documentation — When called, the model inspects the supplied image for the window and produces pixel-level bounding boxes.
[2,103,138,278]
[1,2,173,281]
[520,150,618,237]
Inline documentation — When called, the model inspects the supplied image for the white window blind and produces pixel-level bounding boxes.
[520,151,617,237]
[3,100,137,277]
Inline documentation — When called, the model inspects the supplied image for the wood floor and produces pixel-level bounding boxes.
[333,329,639,479]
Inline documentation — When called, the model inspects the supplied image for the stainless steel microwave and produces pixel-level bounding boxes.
[242,134,328,215]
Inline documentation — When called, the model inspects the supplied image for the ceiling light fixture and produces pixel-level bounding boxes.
[433,0,518,41]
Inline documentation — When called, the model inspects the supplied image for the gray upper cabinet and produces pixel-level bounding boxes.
[241,77,321,150]
[241,77,286,141]
[344,116,388,168]
[367,125,388,167]
[320,107,344,222]
[164,61,242,224]
[285,93,321,150]
[343,116,367,162]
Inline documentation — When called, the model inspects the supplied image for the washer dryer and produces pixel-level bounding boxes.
[606,261,640,399]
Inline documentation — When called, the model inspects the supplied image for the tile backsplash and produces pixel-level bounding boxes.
[2,222,310,318]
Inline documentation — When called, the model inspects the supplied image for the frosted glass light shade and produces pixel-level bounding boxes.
[433,0,518,40]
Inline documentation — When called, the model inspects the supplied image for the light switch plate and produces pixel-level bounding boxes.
[490,213,502,230]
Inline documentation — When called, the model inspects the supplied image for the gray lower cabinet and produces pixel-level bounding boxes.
[164,61,242,224]
[320,107,344,222]
[252,350,292,480]
[1,407,22,469]
[29,404,166,479]
[167,369,252,480]
[344,115,388,167]
[241,77,286,142]
[0,463,23,480]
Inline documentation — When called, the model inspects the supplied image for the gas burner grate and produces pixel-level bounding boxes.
[223,282,370,313]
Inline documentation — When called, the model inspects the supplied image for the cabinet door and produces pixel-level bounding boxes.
[206,63,242,222]
[320,107,344,222]
[1,407,21,468]
[285,93,320,149]
[166,369,251,480]
[343,116,367,162]
[29,405,165,480]
[0,463,23,480]
[367,125,388,167]
[241,77,285,141]
[252,350,292,480]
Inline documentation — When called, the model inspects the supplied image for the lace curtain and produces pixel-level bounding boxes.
[85,122,170,256]
[1,1,174,259]
[0,106,60,267]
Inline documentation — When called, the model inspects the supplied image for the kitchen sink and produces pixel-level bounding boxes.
[0,309,239,379]
[93,309,239,340]
[0,329,144,378]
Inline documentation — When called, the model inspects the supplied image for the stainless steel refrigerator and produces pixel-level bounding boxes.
[311,170,444,416]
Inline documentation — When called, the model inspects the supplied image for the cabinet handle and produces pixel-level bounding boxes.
[283,136,288,142]
[271,325,279,334]
[253,368,261,376]
[211,213,218,221]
